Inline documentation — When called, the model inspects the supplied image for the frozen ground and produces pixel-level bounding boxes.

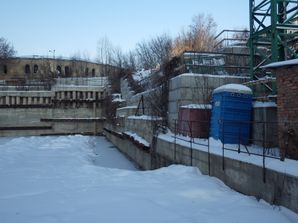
[0,135,297,223]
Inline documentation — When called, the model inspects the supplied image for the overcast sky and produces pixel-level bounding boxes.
[1,0,249,60]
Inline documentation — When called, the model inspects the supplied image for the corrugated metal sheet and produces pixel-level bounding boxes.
[178,105,211,138]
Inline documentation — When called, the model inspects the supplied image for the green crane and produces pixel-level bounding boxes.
[249,0,298,80]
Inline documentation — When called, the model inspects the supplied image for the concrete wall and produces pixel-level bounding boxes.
[0,57,120,80]
[153,137,298,213]
[104,127,298,213]
[0,107,104,137]
[124,117,163,143]
[116,106,137,118]
[104,128,151,170]
[168,74,250,129]
[252,104,278,147]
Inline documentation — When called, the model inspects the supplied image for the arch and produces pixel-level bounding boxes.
[85,67,89,76]
[3,65,7,74]
[25,64,31,74]
[65,66,70,77]
[33,64,38,73]
[92,68,95,77]
[56,65,62,75]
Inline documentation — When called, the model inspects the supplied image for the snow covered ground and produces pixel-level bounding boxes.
[0,135,297,223]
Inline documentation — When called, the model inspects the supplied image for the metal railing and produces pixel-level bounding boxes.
[172,119,282,182]
[54,77,109,87]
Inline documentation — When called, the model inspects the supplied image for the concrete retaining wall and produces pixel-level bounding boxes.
[168,74,249,129]
[124,117,163,142]
[0,107,104,136]
[154,137,298,213]
[104,129,151,170]
[104,125,298,213]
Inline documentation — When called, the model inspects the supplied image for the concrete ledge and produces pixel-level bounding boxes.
[103,121,298,213]
[154,137,298,213]
[41,118,106,122]
[104,128,151,170]
[0,126,52,130]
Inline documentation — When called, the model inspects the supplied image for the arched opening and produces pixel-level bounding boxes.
[92,68,95,77]
[25,64,31,74]
[33,64,38,73]
[85,68,89,76]
[3,65,7,74]
[65,66,70,77]
[56,65,62,76]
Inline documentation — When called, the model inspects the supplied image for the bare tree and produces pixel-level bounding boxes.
[0,37,16,58]
[111,46,124,68]
[122,50,137,71]
[135,33,172,70]
[96,37,114,65]
[172,14,217,56]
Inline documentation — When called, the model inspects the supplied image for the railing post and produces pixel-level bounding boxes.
[174,120,177,163]
[238,125,241,153]
[189,120,193,166]
[262,121,266,183]
[222,120,225,171]
[208,136,210,175]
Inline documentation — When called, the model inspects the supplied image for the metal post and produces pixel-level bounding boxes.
[222,121,225,171]
[238,126,241,153]
[208,136,210,175]
[262,121,266,183]
[174,120,177,163]
[189,120,193,166]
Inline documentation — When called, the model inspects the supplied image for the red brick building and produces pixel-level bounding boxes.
[263,59,298,160]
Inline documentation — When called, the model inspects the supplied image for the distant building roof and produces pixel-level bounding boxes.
[261,59,298,69]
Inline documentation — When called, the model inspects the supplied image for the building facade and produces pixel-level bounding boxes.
[0,57,119,83]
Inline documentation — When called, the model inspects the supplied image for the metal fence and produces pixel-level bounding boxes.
[172,119,281,182]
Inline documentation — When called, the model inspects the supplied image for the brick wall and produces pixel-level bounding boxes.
[276,66,298,160]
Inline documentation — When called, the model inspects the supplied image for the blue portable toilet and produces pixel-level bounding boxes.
[210,84,252,145]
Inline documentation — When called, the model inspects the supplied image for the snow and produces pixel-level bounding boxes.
[124,131,150,147]
[128,115,163,121]
[132,69,152,81]
[253,101,277,108]
[262,59,298,69]
[176,73,248,79]
[117,105,138,110]
[0,135,297,223]
[158,132,298,178]
[181,104,212,109]
[213,84,252,94]
[112,98,126,102]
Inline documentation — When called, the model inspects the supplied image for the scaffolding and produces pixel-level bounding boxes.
[249,0,298,79]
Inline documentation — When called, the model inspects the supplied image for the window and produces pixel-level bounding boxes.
[25,64,31,74]
[33,64,38,73]
[92,69,95,77]
[85,68,89,76]
[3,65,7,74]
